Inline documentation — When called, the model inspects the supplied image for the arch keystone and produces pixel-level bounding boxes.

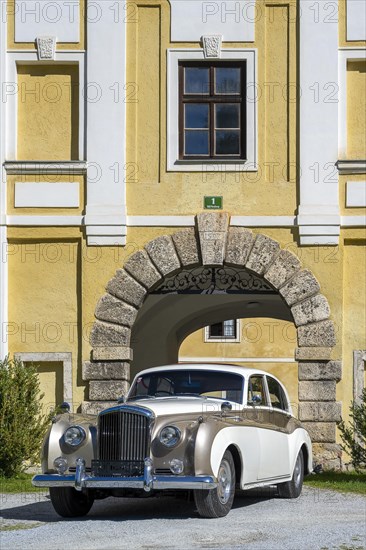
[145,235,181,276]
[245,234,280,275]
[197,212,230,265]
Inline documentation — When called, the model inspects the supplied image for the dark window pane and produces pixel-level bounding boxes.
[209,320,236,338]
[185,130,209,155]
[185,104,209,128]
[267,377,288,411]
[215,104,240,128]
[185,67,209,94]
[215,130,240,154]
[215,68,241,94]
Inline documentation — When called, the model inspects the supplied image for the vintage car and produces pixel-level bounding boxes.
[33,364,312,518]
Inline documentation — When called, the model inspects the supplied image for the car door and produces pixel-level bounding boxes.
[256,376,291,481]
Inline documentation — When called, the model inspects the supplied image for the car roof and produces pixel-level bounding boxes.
[135,363,279,380]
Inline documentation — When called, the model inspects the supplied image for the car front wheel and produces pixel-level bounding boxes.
[277,449,304,499]
[194,450,235,518]
[49,487,95,518]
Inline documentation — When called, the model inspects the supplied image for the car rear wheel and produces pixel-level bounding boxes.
[49,487,94,518]
[194,450,235,518]
[277,449,304,499]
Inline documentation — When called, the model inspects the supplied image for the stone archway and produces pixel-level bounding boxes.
[82,212,342,467]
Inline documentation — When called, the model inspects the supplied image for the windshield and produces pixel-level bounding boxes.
[128,369,244,404]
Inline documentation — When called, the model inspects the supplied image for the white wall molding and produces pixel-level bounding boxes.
[2,214,365,229]
[4,161,87,175]
[168,0,256,42]
[14,0,80,43]
[337,160,366,174]
[85,0,127,246]
[5,52,85,161]
[338,49,366,160]
[167,48,258,172]
[346,0,366,41]
[14,182,80,208]
[298,0,340,245]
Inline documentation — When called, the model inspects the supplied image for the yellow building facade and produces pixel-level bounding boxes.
[0,0,365,468]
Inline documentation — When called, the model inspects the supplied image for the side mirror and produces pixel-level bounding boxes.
[117,395,126,404]
[59,402,71,413]
[221,401,232,413]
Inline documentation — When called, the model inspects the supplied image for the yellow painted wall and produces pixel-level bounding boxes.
[25,361,64,416]
[347,61,366,159]
[6,0,85,50]
[126,0,298,217]
[17,65,79,161]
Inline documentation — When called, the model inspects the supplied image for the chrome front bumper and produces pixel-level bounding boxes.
[32,458,217,492]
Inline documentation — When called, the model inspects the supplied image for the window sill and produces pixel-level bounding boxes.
[169,159,258,172]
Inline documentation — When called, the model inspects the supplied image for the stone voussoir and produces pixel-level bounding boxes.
[301,422,336,443]
[297,320,336,347]
[299,401,342,422]
[299,361,342,381]
[145,235,181,277]
[90,320,131,348]
[197,212,230,266]
[82,361,130,381]
[224,227,254,266]
[81,401,117,415]
[264,249,301,289]
[280,269,320,307]
[295,347,332,361]
[92,346,133,362]
[107,268,146,308]
[124,249,162,289]
[172,228,200,267]
[95,294,138,327]
[291,294,330,327]
[299,380,336,402]
[245,234,280,276]
[89,380,129,401]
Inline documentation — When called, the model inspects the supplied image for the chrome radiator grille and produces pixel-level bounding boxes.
[93,408,152,476]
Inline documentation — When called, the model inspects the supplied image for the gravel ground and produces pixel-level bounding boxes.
[0,486,365,550]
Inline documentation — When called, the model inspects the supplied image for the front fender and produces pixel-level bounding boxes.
[41,413,97,473]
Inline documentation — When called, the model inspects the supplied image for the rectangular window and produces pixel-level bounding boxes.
[179,61,246,160]
[205,320,240,342]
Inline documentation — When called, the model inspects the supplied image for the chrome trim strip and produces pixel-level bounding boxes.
[98,404,155,418]
[32,473,217,490]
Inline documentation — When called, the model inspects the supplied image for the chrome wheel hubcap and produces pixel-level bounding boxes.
[294,454,302,486]
[217,459,232,504]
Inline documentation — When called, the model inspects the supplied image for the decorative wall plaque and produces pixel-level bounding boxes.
[36,36,56,60]
[202,35,222,58]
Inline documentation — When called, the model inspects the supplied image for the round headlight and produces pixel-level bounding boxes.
[159,425,181,448]
[64,425,86,447]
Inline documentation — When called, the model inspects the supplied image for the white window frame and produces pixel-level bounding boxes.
[167,48,258,172]
[204,319,241,343]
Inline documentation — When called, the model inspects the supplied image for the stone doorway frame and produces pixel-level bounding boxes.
[83,213,342,467]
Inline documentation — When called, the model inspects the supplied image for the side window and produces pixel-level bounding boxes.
[247,376,267,406]
[267,377,288,411]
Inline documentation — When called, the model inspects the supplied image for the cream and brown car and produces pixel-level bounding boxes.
[33,364,312,518]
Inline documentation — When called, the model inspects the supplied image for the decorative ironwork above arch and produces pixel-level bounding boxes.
[151,266,276,294]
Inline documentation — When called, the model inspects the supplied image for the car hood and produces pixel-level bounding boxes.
[120,397,240,417]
